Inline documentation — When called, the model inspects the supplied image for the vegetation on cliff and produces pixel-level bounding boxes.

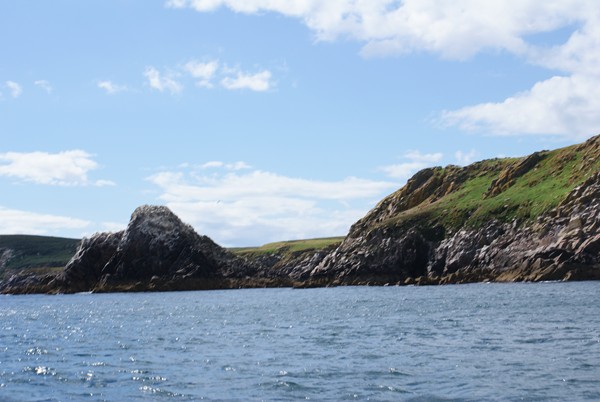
[314,135,600,285]
[233,237,344,255]
[354,135,600,235]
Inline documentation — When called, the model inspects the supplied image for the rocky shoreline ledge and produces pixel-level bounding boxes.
[2,136,599,294]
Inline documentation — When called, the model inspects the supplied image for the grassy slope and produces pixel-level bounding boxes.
[0,235,80,277]
[232,237,345,257]
[382,138,600,231]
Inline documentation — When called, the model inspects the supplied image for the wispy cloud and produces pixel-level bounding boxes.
[142,59,274,93]
[183,60,219,88]
[97,80,127,95]
[454,149,479,166]
[94,179,117,187]
[144,67,183,94]
[200,161,252,170]
[5,81,22,98]
[379,151,443,181]
[147,162,395,246]
[0,206,90,235]
[34,80,53,94]
[168,0,600,139]
[0,150,113,187]
[221,70,272,91]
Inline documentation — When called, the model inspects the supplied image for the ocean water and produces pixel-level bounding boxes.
[0,282,599,401]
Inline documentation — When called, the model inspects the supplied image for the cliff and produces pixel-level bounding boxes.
[1,135,599,294]
[308,134,600,285]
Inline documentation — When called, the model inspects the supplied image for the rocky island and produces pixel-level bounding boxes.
[1,135,599,294]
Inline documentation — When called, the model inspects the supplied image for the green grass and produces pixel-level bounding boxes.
[0,235,80,277]
[377,138,600,231]
[232,237,345,256]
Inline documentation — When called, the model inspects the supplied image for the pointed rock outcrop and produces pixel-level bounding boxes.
[60,205,247,292]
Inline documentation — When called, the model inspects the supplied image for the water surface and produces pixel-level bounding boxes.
[1,282,599,401]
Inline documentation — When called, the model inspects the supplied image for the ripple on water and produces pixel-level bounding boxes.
[0,283,598,401]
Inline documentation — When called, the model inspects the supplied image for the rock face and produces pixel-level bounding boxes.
[11,206,253,294]
[62,232,121,292]
[59,205,265,293]
[302,136,600,286]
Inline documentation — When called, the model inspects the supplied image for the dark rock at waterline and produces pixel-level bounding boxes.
[0,271,59,294]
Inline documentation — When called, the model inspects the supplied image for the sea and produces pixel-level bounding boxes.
[0,282,598,401]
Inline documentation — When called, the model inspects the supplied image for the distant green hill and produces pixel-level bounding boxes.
[0,235,80,278]
[232,237,345,257]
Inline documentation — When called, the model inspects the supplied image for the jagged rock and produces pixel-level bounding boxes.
[58,205,254,293]
[61,231,121,292]
[311,227,431,285]
[0,272,59,294]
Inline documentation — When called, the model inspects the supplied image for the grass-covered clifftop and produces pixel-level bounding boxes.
[232,237,345,257]
[351,134,600,237]
[0,235,80,278]
[232,237,345,271]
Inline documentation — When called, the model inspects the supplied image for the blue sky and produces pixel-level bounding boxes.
[1,0,599,246]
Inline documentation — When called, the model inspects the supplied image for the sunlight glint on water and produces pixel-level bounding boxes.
[1,282,599,401]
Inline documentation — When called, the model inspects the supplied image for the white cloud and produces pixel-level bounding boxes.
[221,70,272,91]
[143,59,274,93]
[201,160,252,170]
[0,150,110,186]
[184,60,219,88]
[94,179,117,187]
[437,10,600,139]
[166,1,581,58]
[147,165,396,246]
[442,73,600,140]
[455,149,479,166]
[97,80,127,95]
[5,81,22,98]
[34,80,53,94]
[0,206,89,236]
[403,150,444,164]
[201,161,225,169]
[168,0,600,138]
[379,151,443,180]
[144,66,183,94]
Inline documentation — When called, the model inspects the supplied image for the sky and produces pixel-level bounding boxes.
[1,0,599,247]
